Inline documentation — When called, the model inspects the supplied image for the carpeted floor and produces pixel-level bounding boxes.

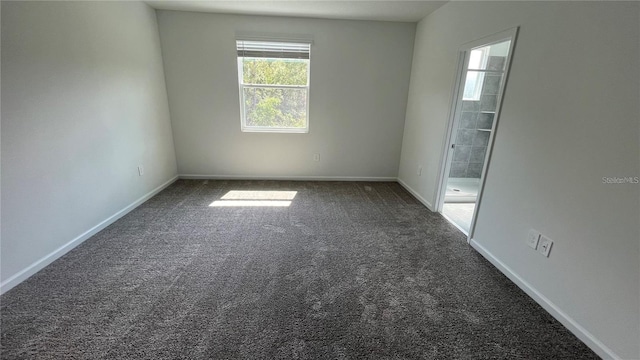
[1,180,598,359]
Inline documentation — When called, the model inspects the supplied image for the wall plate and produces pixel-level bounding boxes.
[539,235,553,257]
[527,229,540,250]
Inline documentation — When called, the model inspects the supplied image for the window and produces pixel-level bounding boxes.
[236,40,311,133]
[462,47,489,101]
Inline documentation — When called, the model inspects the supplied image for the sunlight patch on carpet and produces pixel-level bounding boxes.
[210,190,297,207]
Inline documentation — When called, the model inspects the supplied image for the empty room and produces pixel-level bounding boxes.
[1,1,638,359]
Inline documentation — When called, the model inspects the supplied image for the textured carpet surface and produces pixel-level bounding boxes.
[1,180,598,359]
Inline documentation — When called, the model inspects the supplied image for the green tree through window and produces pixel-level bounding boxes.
[237,41,310,132]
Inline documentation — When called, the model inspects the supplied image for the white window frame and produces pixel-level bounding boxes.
[236,40,311,133]
[462,47,490,101]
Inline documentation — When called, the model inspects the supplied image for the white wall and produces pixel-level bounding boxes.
[1,2,178,289]
[156,11,415,179]
[399,2,639,359]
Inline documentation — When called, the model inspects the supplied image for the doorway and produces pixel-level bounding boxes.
[437,29,518,238]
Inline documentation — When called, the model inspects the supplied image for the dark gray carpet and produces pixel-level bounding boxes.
[1,180,598,359]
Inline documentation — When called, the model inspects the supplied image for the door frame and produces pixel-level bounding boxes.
[434,27,519,241]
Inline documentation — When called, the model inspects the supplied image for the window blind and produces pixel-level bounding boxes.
[236,40,310,60]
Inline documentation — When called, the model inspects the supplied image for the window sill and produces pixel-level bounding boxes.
[241,127,309,134]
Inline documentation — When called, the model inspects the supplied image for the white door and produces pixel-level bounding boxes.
[436,28,518,240]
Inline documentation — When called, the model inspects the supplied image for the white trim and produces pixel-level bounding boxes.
[470,239,621,360]
[460,27,518,53]
[466,27,518,241]
[435,27,519,242]
[237,44,311,134]
[0,176,179,295]
[240,127,309,134]
[179,174,397,182]
[243,84,307,89]
[396,178,434,211]
[462,47,489,101]
[434,51,466,213]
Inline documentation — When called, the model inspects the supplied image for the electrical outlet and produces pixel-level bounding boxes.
[527,229,540,250]
[313,154,320,162]
[417,166,422,176]
[138,165,144,176]
[538,235,553,257]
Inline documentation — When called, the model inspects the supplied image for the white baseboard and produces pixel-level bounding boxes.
[179,174,397,182]
[0,175,179,295]
[470,239,620,360]
[396,178,434,211]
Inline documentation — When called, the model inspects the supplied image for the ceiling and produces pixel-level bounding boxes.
[146,1,448,22]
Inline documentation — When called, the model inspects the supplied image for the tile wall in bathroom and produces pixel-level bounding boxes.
[449,56,505,179]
